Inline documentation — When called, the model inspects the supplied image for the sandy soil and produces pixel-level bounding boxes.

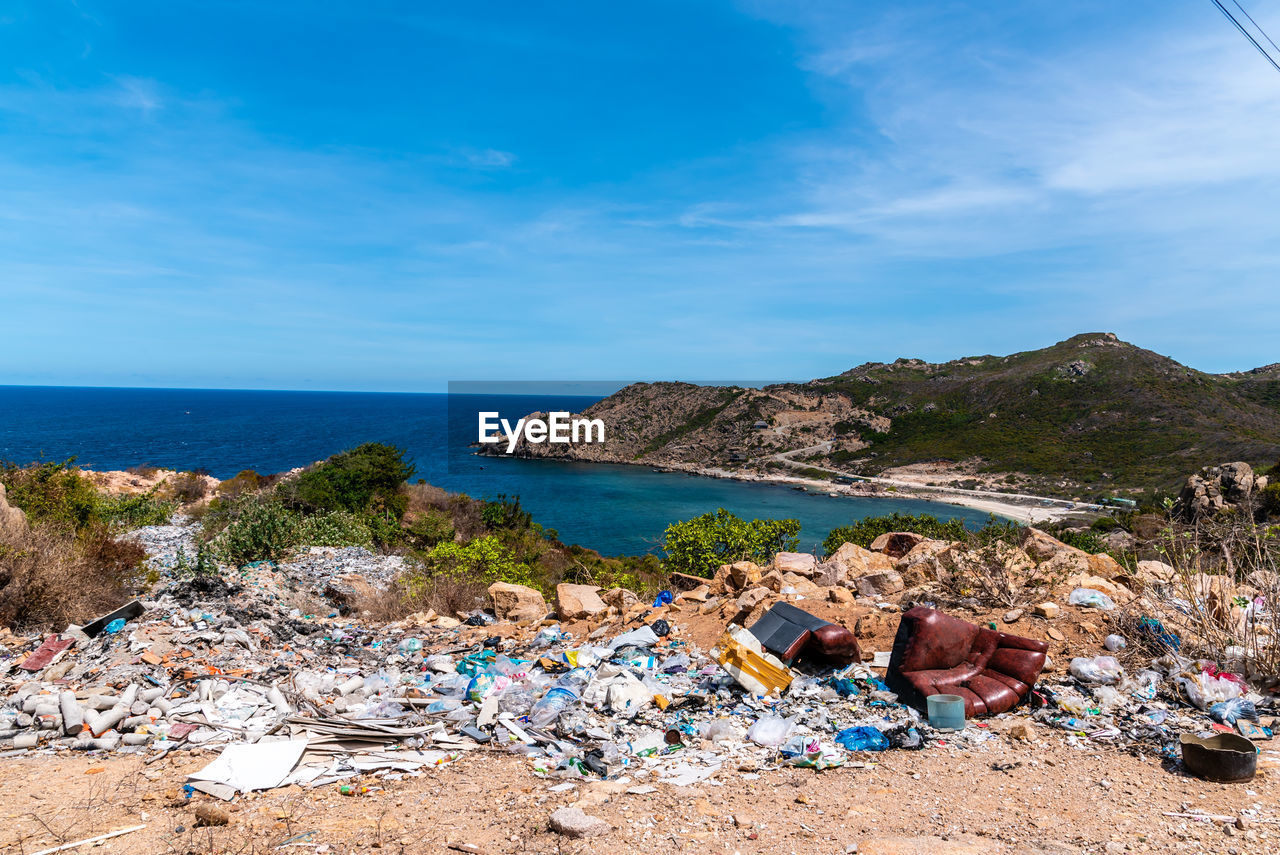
[4,598,1272,855]
[2,731,1274,855]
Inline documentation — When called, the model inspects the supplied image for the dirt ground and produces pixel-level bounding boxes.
[2,726,1275,855]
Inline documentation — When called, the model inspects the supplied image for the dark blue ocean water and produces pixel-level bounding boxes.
[0,386,994,555]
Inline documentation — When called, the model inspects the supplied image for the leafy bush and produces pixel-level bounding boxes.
[1090,516,1121,532]
[281,443,414,516]
[481,494,532,530]
[662,508,800,578]
[210,498,300,566]
[97,491,176,529]
[424,535,535,588]
[404,508,455,549]
[1055,529,1108,554]
[822,512,969,556]
[0,459,102,533]
[295,510,374,548]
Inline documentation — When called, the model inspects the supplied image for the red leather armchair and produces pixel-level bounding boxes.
[886,606,1048,717]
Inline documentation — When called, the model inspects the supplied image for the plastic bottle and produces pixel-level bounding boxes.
[527,669,591,728]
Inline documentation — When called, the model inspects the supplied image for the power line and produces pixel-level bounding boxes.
[1210,0,1280,74]
[1230,0,1280,57]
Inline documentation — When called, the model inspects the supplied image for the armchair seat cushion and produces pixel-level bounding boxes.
[887,606,1048,717]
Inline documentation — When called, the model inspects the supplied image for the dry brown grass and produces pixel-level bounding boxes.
[351,572,487,622]
[0,523,145,630]
[1141,500,1280,686]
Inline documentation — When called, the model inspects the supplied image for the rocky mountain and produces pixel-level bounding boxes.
[490,334,1280,498]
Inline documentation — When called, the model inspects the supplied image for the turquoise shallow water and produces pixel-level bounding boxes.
[0,386,995,556]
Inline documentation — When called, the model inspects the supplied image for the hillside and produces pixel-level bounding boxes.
[489,333,1280,499]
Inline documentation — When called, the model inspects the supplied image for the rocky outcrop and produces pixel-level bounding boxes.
[1174,461,1269,521]
[868,532,926,559]
[0,482,28,538]
[771,552,816,578]
[555,584,607,620]
[489,582,549,622]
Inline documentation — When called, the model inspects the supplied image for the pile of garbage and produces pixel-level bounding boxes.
[2,523,1279,801]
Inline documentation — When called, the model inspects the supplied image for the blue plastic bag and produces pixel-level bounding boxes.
[834,726,889,752]
[652,590,674,608]
[1209,698,1259,726]
[104,618,126,634]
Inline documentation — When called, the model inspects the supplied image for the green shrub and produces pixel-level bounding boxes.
[97,491,176,529]
[1090,516,1121,532]
[422,535,535,588]
[211,498,300,566]
[0,459,102,533]
[295,510,374,548]
[822,513,969,556]
[1262,483,1280,519]
[662,508,801,578]
[280,443,413,516]
[481,494,532,530]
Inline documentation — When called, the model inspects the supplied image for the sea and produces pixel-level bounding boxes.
[0,386,995,555]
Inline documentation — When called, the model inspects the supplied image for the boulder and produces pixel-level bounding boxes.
[1136,559,1177,585]
[736,586,771,613]
[1175,462,1263,521]
[488,581,549,622]
[811,560,845,588]
[829,587,855,604]
[895,541,957,587]
[727,561,764,589]
[555,584,607,620]
[779,572,822,595]
[868,531,926,558]
[1022,528,1080,563]
[601,587,640,612]
[761,568,786,592]
[854,570,905,598]
[0,482,27,537]
[549,807,610,839]
[1064,573,1133,602]
[830,542,897,577]
[677,585,711,603]
[771,552,817,578]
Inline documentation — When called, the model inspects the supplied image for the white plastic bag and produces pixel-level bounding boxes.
[1069,655,1124,684]
[747,715,795,748]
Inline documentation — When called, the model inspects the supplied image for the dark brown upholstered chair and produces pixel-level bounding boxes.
[886,606,1048,717]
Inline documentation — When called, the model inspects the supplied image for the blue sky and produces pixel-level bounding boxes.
[3,1,1280,391]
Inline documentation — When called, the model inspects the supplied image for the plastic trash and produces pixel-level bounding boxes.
[834,725,890,752]
[1209,698,1259,726]
[1136,616,1181,650]
[1179,669,1245,710]
[1069,655,1124,684]
[650,619,670,637]
[1103,634,1126,652]
[608,626,660,650]
[1068,588,1116,610]
[746,715,794,748]
[698,719,734,742]
[528,687,578,728]
[104,618,126,634]
[652,590,674,608]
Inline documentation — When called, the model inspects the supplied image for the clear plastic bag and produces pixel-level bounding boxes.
[1068,588,1116,610]
[1069,655,1124,684]
[746,715,795,747]
[1103,634,1126,652]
